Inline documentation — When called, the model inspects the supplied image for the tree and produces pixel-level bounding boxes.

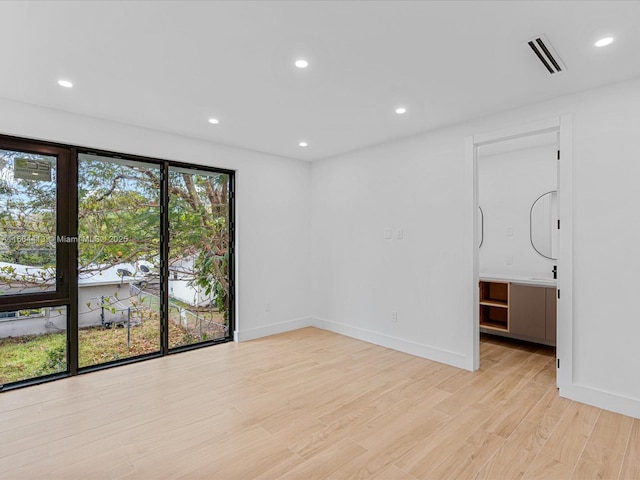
[169,170,230,321]
[0,152,57,293]
[78,158,161,272]
[0,151,231,322]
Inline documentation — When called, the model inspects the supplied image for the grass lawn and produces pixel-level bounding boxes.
[0,332,67,384]
[78,314,164,368]
[1,308,226,384]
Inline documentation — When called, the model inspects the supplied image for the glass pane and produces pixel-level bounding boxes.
[77,154,161,367]
[0,149,57,295]
[0,305,67,385]
[168,167,230,348]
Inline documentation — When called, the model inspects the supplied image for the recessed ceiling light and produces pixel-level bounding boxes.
[299,141,308,147]
[57,80,73,88]
[294,59,309,69]
[395,107,407,114]
[208,118,219,125]
[595,37,614,47]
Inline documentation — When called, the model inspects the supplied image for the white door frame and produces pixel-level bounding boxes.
[465,115,573,392]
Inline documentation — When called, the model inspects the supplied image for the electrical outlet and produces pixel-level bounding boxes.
[506,256,513,265]
[396,229,404,240]
[384,228,392,239]
[391,311,398,323]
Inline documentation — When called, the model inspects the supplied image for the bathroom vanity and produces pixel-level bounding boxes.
[479,274,556,346]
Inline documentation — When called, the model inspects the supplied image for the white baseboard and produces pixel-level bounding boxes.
[234,317,315,342]
[560,383,640,419]
[313,317,469,370]
[233,317,640,419]
[236,317,468,369]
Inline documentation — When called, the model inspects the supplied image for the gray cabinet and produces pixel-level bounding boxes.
[510,284,546,339]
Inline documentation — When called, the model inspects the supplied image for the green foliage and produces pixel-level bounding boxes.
[1,151,231,320]
[169,170,230,318]
[36,343,66,374]
[78,158,161,268]
[0,151,56,266]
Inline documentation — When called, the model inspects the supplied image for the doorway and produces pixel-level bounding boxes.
[467,115,573,391]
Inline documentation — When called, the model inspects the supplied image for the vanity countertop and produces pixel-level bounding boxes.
[480,273,557,288]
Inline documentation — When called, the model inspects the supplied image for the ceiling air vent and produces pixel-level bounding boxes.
[526,34,566,74]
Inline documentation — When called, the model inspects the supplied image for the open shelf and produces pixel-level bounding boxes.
[479,305,509,331]
[479,281,508,307]
[479,281,509,332]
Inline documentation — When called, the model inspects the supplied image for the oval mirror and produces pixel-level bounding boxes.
[478,206,484,249]
[530,190,557,260]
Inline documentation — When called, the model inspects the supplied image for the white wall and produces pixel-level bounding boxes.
[479,143,557,278]
[0,306,66,337]
[311,127,472,368]
[311,76,640,418]
[0,97,312,340]
[169,279,209,307]
[78,283,133,328]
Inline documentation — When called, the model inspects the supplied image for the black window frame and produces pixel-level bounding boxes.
[0,134,235,390]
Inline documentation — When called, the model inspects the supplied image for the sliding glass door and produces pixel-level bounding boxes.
[77,153,161,368]
[168,167,231,349]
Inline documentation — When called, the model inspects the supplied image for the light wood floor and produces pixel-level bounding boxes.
[1,327,638,479]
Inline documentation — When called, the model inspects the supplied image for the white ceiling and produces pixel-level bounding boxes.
[1,1,639,161]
